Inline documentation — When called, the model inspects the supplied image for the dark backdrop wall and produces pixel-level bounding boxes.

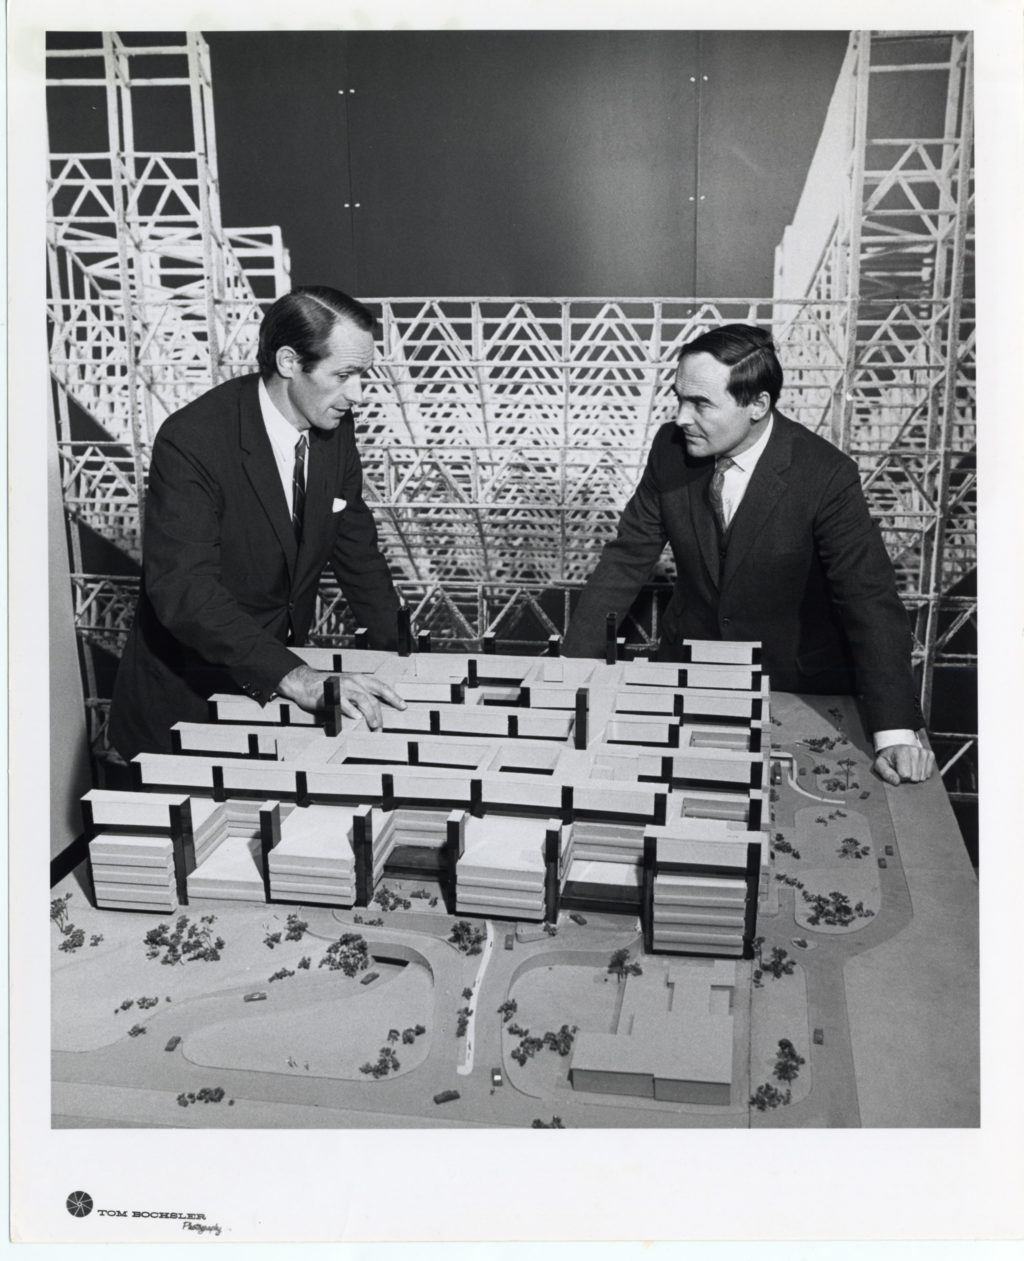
[203,31,849,297]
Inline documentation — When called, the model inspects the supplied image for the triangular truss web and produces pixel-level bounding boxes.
[48,30,975,766]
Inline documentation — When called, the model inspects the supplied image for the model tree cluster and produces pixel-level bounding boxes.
[144,914,225,964]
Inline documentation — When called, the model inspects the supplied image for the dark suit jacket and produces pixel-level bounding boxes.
[109,374,400,759]
[562,413,922,735]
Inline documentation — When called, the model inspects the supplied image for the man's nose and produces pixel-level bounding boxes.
[342,375,364,406]
[675,400,695,426]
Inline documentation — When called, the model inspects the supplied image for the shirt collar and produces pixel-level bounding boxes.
[258,377,308,459]
[726,414,774,472]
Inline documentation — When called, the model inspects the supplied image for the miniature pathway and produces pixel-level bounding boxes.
[457,919,495,1076]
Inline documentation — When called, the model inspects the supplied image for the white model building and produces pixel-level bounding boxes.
[85,639,770,959]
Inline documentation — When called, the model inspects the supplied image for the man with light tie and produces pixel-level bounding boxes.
[562,323,935,786]
[110,286,405,761]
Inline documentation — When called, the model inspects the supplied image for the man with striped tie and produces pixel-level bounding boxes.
[562,324,934,786]
[110,286,405,761]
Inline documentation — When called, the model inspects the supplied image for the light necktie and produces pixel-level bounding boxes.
[709,456,736,534]
[292,433,307,544]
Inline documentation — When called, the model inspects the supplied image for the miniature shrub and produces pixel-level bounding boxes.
[448,920,486,954]
[144,914,224,964]
[318,932,370,975]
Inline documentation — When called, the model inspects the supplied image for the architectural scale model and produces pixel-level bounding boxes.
[83,637,769,961]
[53,633,978,1128]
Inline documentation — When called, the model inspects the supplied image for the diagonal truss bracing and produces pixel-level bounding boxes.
[49,32,975,798]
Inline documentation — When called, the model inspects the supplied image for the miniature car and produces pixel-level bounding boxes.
[360,971,380,985]
[813,1027,825,1045]
[243,991,267,1002]
[164,1035,182,1052]
[504,933,514,951]
[568,912,587,926]
[433,1089,460,1105]
[885,844,894,857]
[491,1067,503,1087]
[878,857,888,869]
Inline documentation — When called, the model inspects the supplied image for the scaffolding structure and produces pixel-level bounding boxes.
[774,31,976,795]
[47,31,976,803]
[47,32,292,731]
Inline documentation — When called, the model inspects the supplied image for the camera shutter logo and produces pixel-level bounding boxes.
[66,1190,93,1218]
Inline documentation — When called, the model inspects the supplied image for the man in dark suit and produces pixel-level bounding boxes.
[110,286,406,761]
[562,323,934,786]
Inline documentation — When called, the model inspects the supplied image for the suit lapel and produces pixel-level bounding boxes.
[721,417,792,591]
[238,377,299,579]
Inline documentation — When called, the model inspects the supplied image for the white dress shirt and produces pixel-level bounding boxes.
[718,417,919,754]
[259,378,308,514]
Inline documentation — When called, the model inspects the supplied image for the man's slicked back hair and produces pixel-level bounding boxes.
[258,286,376,379]
[678,323,784,409]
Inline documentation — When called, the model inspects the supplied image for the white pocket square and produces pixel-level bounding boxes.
[332,498,348,513]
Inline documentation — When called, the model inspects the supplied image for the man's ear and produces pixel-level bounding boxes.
[275,346,300,379]
[750,391,771,421]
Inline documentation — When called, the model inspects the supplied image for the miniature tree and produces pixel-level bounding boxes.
[773,1038,806,1084]
[749,1082,792,1111]
[773,836,801,859]
[607,948,630,980]
[448,921,486,955]
[50,893,73,933]
[542,1024,578,1056]
[762,947,795,979]
[144,915,224,965]
[318,932,370,975]
[608,949,644,979]
[497,999,518,1024]
[285,914,309,941]
[58,928,86,953]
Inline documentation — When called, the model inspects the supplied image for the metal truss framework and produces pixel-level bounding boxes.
[47,32,976,805]
[774,30,976,797]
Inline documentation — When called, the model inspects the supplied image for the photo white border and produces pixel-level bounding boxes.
[9,0,1024,1246]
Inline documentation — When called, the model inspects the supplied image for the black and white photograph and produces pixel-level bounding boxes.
[9,0,1023,1247]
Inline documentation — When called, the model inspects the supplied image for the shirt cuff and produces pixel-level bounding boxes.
[872,728,921,753]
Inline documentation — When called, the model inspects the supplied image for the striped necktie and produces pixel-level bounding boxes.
[292,433,307,544]
[709,456,736,535]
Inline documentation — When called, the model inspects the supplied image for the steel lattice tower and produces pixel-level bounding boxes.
[47,32,291,748]
[47,31,975,805]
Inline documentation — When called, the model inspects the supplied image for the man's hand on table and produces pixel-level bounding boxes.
[873,742,936,786]
[275,663,407,730]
